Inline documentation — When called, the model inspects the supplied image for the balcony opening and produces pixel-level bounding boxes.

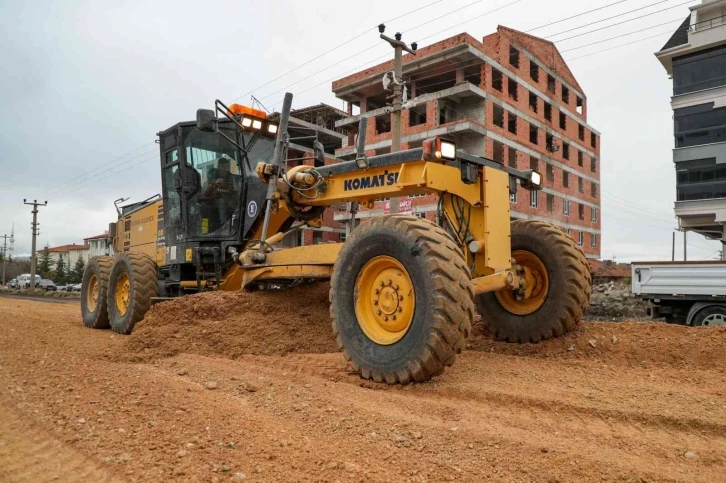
[493,104,504,128]
[492,140,504,163]
[509,46,520,68]
[529,124,539,144]
[544,102,552,121]
[408,104,427,127]
[559,112,566,130]
[492,68,503,92]
[576,96,583,115]
[529,92,538,113]
[530,60,539,82]
[562,85,570,104]
[547,74,555,94]
[508,78,518,101]
[508,147,517,168]
[508,112,517,134]
[375,114,391,134]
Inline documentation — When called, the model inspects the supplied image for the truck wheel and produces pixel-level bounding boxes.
[692,306,726,327]
[80,256,114,329]
[107,252,158,335]
[477,220,591,343]
[329,215,475,384]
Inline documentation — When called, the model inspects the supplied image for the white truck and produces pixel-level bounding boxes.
[632,261,726,326]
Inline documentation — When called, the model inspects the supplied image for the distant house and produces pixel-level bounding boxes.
[589,259,631,284]
[84,233,113,258]
[41,243,90,270]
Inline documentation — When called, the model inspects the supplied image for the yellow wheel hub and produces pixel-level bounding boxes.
[354,256,415,345]
[496,250,549,315]
[87,274,98,312]
[115,272,131,317]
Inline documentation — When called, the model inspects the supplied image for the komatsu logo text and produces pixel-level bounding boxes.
[343,172,399,191]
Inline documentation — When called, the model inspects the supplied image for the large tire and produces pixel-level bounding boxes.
[80,256,114,329]
[107,252,158,335]
[330,215,475,384]
[477,220,591,343]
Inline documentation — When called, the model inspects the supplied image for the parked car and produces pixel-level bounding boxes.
[72,283,82,292]
[8,279,18,289]
[38,279,57,291]
[17,273,42,288]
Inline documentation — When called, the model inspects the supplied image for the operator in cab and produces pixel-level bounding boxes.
[200,156,240,233]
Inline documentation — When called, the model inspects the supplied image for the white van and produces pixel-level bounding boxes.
[17,274,42,288]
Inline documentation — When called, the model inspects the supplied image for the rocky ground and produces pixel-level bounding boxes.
[1,289,725,482]
[585,280,649,321]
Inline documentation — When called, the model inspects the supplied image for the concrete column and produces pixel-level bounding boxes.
[455,68,465,85]
[359,96,368,114]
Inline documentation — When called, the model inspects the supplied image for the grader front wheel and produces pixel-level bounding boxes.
[80,256,114,329]
[107,252,158,335]
[330,215,475,384]
[477,220,591,343]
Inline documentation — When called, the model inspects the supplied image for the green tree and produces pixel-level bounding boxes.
[71,255,85,284]
[38,244,52,278]
[55,256,67,285]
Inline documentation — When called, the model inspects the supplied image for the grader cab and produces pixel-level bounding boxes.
[81,92,591,384]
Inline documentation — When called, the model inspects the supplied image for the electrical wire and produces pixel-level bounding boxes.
[526,0,630,32]
[566,29,676,60]
[560,16,686,52]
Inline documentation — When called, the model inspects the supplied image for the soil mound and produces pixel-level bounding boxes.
[110,282,338,362]
[469,319,726,368]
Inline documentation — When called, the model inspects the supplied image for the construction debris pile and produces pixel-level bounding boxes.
[585,281,647,320]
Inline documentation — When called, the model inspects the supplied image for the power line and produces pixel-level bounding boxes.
[553,0,694,43]
[228,0,446,105]
[566,29,675,61]
[526,0,630,32]
[560,16,685,52]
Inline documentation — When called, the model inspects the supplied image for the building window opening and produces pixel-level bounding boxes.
[530,61,539,82]
[510,189,517,203]
[409,104,427,127]
[508,78,518,101]
[591,157,597,173]
[591,132,597,148]
[559,112,566,130]
[529,92,538,112]
[529,124,538,144]
[530,156,538,171]
[578,203,585,220]
[492,140,504,163]
[563,199,570,216]
[577,96,584,114]
[375,114,391,134]
[562,85,570,104]
[546,193,554,212]
[546,132,554,151]
[591,182,597,197]
[547,74,555,94]
[578,150,584,167]
[508,147,517,168]
[508,112,517,134]
[530,190,539,208]
[591,233,597,248]
[493,104,504,128]
[546,163,554,182]
[563,142,570,160]
[578,231,584,246]
[563,171,570,188]
[312,230,324,245]
[592,207,598,223]
[509,46,520,68]
[544,102,552,121]
[579,124,585,141]
[578,176,584,193]
[492,68,503,92]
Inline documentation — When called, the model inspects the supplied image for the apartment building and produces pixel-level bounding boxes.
[331,26,602,258]
[656,0,726,255]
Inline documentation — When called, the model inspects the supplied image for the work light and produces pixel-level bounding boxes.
[241,117,252,128]
[439,141,456,160]
[252,120,263,130]
[268,123,278,134]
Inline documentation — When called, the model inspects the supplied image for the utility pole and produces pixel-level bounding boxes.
[379,23,417,213]
[1,234,7,286]
[23,199,47,290]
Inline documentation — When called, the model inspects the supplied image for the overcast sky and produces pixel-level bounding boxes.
[1,0,722,261]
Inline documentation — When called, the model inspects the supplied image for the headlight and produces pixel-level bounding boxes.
[252,120,262,130]
[241,117,252,128]
[268,123,278,134]
[439,141,456,160]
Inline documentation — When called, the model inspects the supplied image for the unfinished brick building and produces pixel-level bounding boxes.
[330,26,602,258]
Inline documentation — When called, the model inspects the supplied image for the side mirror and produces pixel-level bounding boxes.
[196,109,217,132]
[313,140,325,167]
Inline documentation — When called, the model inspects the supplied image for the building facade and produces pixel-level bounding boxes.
[84,233,114,258]
[331,27,602,258]
[656,0,726,256]
[39,243,89,270]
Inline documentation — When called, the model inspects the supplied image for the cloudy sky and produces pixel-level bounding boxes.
[1,0,722,261]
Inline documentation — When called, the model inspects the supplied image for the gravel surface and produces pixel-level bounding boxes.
[1,294,725,482]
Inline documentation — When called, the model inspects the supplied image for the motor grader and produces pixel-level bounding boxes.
[81,92,591,384]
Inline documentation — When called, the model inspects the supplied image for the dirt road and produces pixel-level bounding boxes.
[1,295,725,482]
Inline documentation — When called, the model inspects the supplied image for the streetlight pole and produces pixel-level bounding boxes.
[379,24,417,213]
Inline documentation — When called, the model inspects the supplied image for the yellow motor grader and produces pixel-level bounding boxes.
[81,93,591,384]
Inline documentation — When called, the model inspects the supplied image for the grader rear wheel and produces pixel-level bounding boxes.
[330,215,475,384]
[477,220,591,343]
[107,252,158,335]
[80,256,114,329]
